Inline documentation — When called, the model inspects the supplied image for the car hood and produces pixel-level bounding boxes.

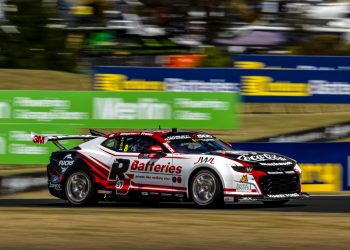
[212,150,296,167]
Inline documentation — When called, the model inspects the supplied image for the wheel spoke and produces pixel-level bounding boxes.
[192,172,217,205]
[66,172,91,203]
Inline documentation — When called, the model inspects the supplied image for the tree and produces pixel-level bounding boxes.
[0,0,76,71]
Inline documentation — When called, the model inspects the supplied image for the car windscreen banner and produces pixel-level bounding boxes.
[234,142,349,192]
[0,90,238,164]
[94,66,350,103]
[234,54,350,70]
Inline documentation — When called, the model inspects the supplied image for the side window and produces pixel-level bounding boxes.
[101,138,118,150]
[102,136,168,153]
[124,136,165,153]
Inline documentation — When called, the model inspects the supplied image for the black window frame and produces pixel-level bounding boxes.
[101,135,169,153]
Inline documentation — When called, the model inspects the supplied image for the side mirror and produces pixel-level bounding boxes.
[148,145,164,154]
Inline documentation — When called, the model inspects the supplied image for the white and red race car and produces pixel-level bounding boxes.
[32,129,309,207]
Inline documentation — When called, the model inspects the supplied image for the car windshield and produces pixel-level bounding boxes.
[164,134,232,154]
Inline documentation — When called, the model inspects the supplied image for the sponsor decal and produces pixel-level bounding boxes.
[97,190,112,194]
[267,193,300,198]
[194,156,214,165]
[50,175,60,184]
[94,73,165,91]
[163,142,175,153]
[240,174,248,183]
[58,154,74,168]
[165,135,191,140]
[246,166,254,173]
[237,153,287,162]
[141,192,149,196]
[93,98,171,120]
[197,134,214,139]
[172,176,182,183]
[241,76,310,97]
[224,196,234,202]
[236,183,251,192]
[310,80,350,95]
[259,162,293,166]
[108,159,130,181]
[174,193,184,198]
[239,197,257,201]
[108,158,133,195]
[165,134,213,141]
[234,61,265,69]
[165,78,239,92]
[49,183,62,191]
[150,192,159,196]
[161,193,172,197]
[130,160,182,174]
[284,170,295,174]
[32,134,48,144]
[267,171,283,175]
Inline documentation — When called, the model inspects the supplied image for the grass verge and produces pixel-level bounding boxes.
[0,206,348,250]
[0,69,89,90]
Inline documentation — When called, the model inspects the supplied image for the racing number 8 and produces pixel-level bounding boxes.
[108,159,130,181]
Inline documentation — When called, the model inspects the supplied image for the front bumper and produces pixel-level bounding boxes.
[224,192,310,203]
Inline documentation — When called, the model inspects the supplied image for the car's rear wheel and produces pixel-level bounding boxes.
[263,200,289,207]
[190,170,222,208]
[65,170,97,206]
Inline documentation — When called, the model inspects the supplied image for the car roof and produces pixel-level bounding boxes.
[104,129,211,138]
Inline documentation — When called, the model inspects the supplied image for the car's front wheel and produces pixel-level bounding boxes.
[65,170,97,206]
[190,170,223,208]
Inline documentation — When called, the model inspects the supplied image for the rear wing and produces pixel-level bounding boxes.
[31,131,101,150]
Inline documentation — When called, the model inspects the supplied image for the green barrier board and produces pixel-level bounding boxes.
[0,91,239,164]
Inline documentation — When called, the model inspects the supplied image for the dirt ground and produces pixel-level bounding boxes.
[0,205,349,250]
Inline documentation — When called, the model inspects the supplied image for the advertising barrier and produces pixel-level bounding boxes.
[234,54,350,70]
[94,67,240,92]
[0,90,237,164]
[94,66,350,103]
[233,142,350,192]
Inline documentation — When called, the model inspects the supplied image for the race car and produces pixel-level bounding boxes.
[31,129,309,207]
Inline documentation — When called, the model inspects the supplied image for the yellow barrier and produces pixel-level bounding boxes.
[241,76,310,96]
[94,74,165,91]
[300,163,342,192]
[234,61,265,69]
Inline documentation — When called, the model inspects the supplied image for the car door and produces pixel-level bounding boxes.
[105,135,174,196]
[171,153,196,195]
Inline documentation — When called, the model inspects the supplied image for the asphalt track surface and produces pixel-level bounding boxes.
[0,195,349,213]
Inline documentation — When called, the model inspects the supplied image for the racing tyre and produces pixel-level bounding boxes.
[190,170,223,208]
[263,200,289,207]
[65,170,97,206]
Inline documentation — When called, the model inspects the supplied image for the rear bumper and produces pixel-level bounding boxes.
[224,192,310,203]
